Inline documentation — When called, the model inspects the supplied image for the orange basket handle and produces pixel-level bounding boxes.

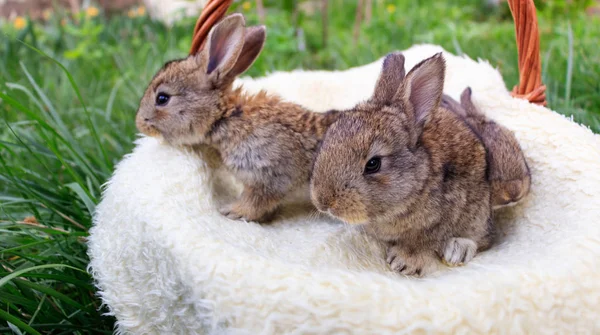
[189,0,233,55]
[508,0,547,106]
[189,0,547,106]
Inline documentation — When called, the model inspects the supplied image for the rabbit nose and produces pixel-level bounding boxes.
[141,116,156,125]
[311,185,341,212]
[317,196,337,213]
[141,114,154,122]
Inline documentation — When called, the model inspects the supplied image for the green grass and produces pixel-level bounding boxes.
[1,0,599,333]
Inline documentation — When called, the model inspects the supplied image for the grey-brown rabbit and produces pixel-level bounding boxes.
[441,89,531,208]
[310,52,494,276]
[135,13,339,222]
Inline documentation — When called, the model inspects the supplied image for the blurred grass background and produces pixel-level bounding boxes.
[0,0,598,333]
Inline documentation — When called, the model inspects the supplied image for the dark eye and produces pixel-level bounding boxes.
[364,157,381,174]
[156,93,170,106]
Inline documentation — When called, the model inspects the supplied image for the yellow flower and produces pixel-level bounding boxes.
[137,6,146,16]
[42,9,52,21]
[128,9,137,18]
[386,4,396,14]
[86,6,99,18]
[242,1,252,11]
[13,16,26,30]
[61,18,67,26]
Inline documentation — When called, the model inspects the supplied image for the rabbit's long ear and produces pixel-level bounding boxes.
[398,52,445,130]
[460,87,485,121]
[203,13,246,85]
[370,52,406,103]
[226,25,266,79]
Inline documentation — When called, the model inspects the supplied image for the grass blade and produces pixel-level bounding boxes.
[564,21,574,105]
[65,183,96,215]
[0,309,41,335]
[0,264,86,288]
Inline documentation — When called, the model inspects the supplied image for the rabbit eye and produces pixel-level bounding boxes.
[156,93,170,106]
[364,157,381,174]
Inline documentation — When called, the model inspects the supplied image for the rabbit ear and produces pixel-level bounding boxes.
[440,94,466,117]
[204,13,246,84]
[399,52,445,129]
[370,52,406,103]
[226,25,266,79]
[460,87,473,106]
[460,87,478,115]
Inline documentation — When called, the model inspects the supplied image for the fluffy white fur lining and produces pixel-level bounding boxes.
[88,44,600,334]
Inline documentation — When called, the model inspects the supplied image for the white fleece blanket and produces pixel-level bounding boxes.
[88,44,600,334]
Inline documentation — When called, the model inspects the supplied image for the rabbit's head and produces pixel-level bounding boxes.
[310,52,446,224]
[135,13,265,145]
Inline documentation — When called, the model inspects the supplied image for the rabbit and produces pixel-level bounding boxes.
[441,89,531,209]
[310,52,494,276]
[135,13,340,222]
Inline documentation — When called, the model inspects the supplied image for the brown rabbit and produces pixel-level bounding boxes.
[310,52,494,276]
[135,13,339,222]
[441,89,531,208]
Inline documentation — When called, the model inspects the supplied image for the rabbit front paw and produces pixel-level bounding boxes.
[219,202,274,223]
[386,245,436,277]
[219,203,246,220]
[442,237,477,266]
[219,202,258,221]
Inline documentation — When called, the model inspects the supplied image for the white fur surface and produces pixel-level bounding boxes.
[88,44,600,334]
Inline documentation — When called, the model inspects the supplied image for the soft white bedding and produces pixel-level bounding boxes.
[88,44,600,334]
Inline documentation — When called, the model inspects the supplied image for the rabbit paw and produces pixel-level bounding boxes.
[386,245,436,277]
[442,237,477,266]
[219,202,273,223]
[219,204,245,220]
[219,203,256,221]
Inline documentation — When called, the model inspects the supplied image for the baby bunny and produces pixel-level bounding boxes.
[441,89,531,209]
[310,52,494,276]
[136,14,339,222]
